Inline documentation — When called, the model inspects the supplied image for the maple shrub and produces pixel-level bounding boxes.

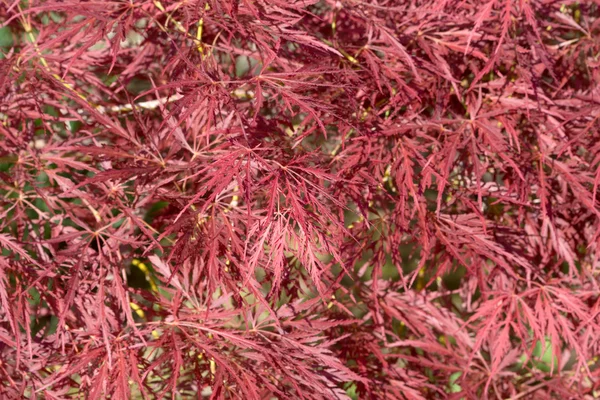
[1,0,600,399]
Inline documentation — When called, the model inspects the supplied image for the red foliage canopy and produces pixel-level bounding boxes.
[0,0,599,398]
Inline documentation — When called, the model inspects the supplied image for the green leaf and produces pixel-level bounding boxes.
[448,371,462,393]
[0,27,14,48]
